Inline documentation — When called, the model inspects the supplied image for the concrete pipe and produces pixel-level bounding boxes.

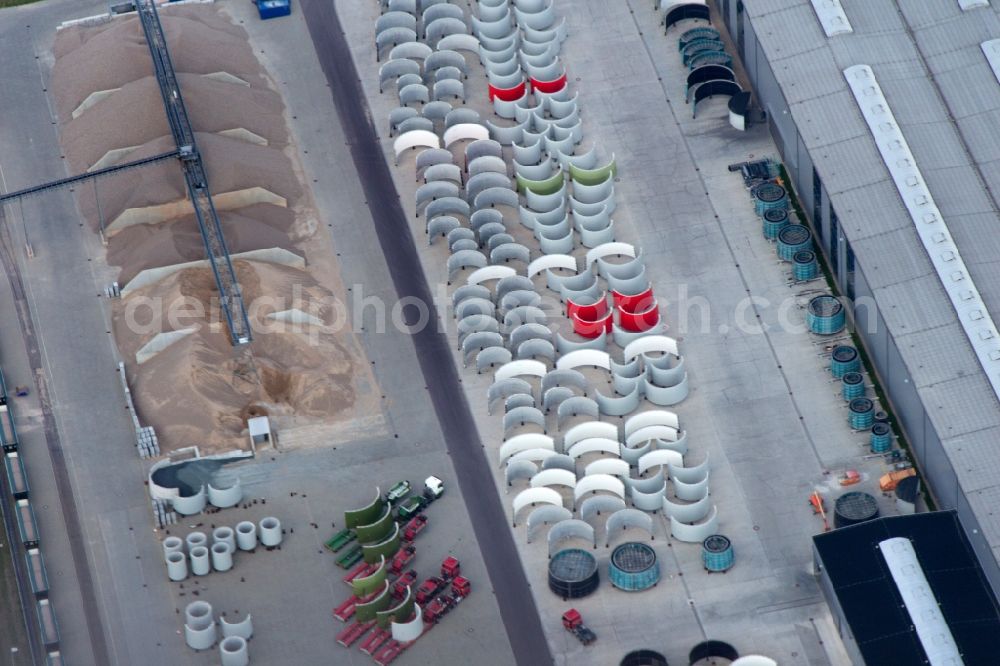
[220,613,253,639]
[190,546,211,576]
[207,478,242,509]
[213,526,236,552]
[211,542,233,572]
[259,517,282,547]
[185,531,207,552]
[166,551,187,582]
[220,636,249,666]
[184,621,217,651]
[235,521,257,551]
[162,536,184,558]
[185,601,214,628]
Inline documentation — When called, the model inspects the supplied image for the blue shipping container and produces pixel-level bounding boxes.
[257,0,291,19]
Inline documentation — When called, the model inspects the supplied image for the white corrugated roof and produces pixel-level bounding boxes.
[879,537,963,666]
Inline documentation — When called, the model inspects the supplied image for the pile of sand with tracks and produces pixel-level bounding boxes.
[51,5,373,453]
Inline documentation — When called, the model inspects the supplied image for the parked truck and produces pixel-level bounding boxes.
[562,609,596,646]
[401,515,427,542]
[389,546,416,576]
[395,477,445,522]
[392,569,418,600]
[415,556,461,605]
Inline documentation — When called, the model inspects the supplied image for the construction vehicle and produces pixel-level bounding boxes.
[880,468,916,492]
[562,609,596,646]
[402,515,428,542]
[386,480,412,505]
[343,559,381,585]
[335,544,363,569]
[336,620,374,647]
[389,546,416,576]
[392,569,418,600]
[325,528,356,553]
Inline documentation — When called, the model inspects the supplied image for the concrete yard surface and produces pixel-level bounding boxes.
[0,0,923,664]
[334,0,889,663]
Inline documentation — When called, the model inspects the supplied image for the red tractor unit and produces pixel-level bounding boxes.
[389,545,416,575]
[402,515,428,542]
[440,556,461,580]
[451,576,471,599]
[562,609,596,646]
[423,594,455,624]
[392,569,418,600]
[415,576,445,605]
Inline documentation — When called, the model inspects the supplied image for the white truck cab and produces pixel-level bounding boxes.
[424,476,444,499]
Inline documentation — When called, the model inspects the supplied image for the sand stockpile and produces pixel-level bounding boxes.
[62,73,288,170]
[75,132,303,232]
[113,260,360,452]
[52,8,266,121]
[108,205,299,285]
[51,4,377,455]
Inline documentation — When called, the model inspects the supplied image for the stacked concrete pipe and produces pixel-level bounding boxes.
[183,601,216,650]
[213,526,236,552]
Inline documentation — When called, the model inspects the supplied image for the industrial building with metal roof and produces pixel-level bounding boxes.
[813,511,1000,665]
[712,0,1000,600]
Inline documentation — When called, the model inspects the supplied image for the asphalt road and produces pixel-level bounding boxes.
[299,1,552,663]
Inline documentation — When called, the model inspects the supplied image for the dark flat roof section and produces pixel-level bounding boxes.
[813,511,1000,665]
